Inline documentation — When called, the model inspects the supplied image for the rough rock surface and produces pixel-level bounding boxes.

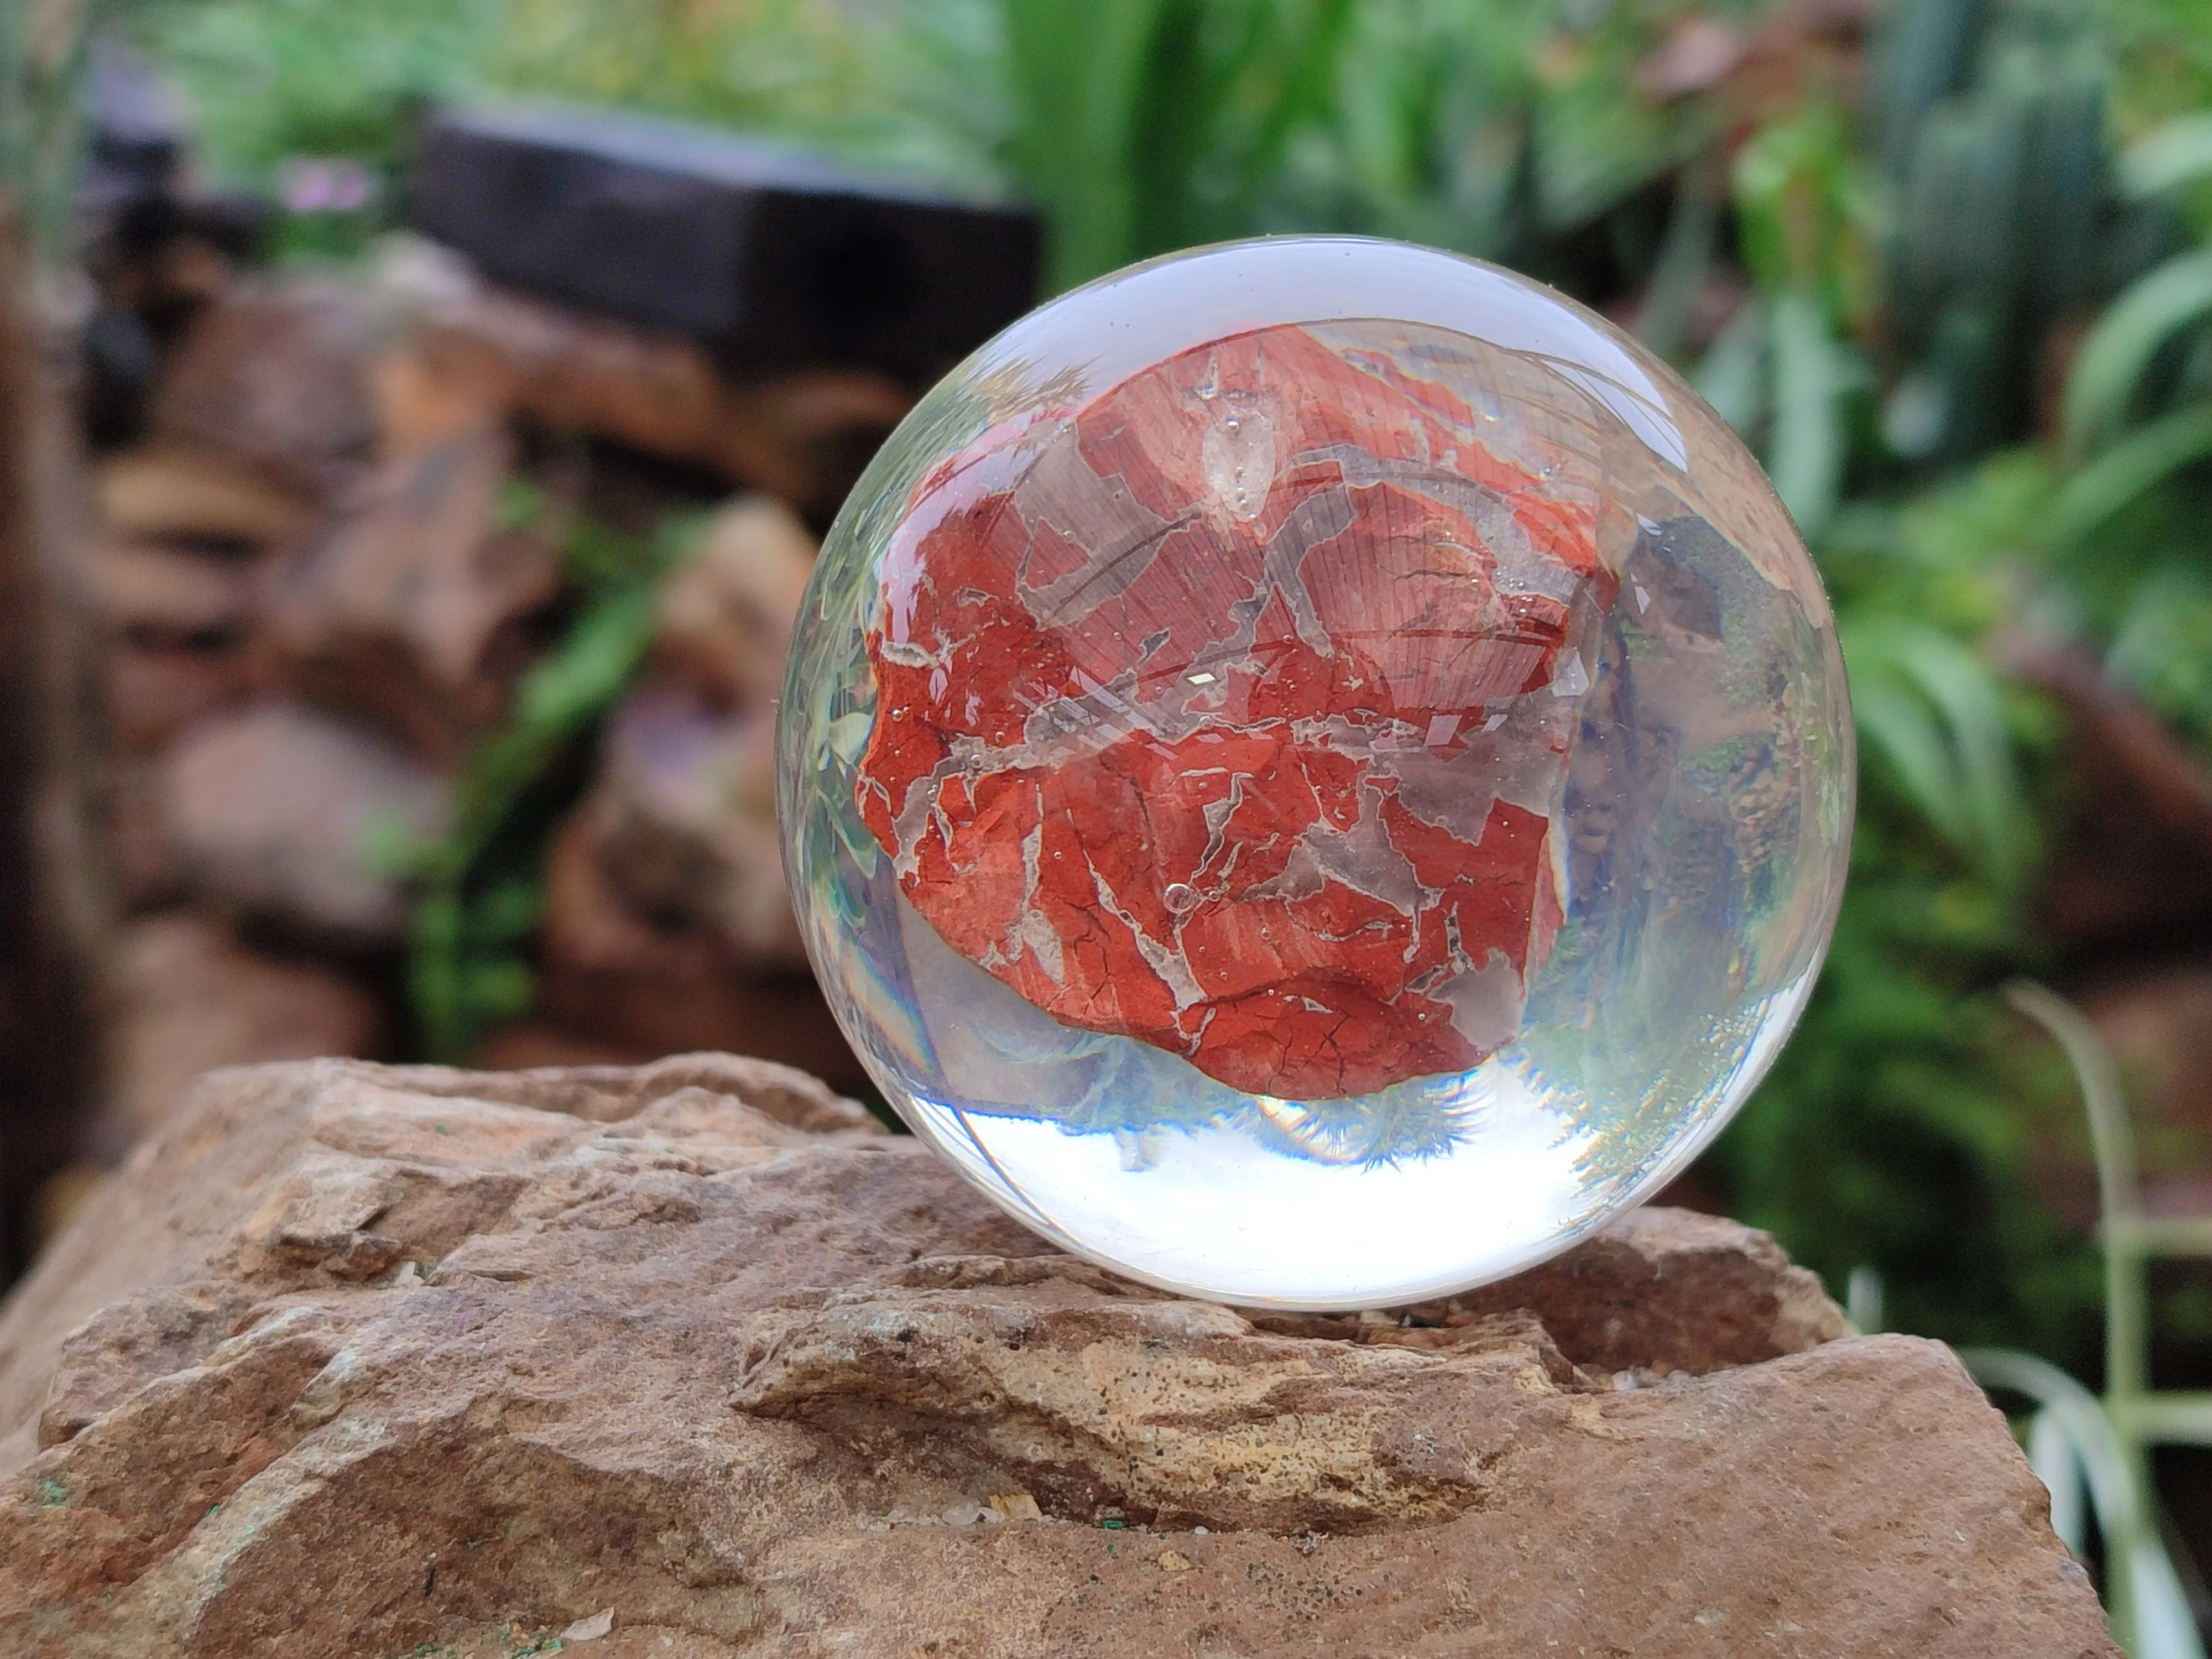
[257,427,561,760]
[653,495,817,710]
[538,820,859,1086]
[158,703,451,947]
[405,277,912,517]
[564,494,818,982]
[859,322,1598,1100]
[94,443,317,547]
[584,684,801,971]
[101,631,261,760]
[109,757,215,915]
[90,534,267,757]
[88,537,257,646]
[0,1055,2111,1657]
[149,278,378,499]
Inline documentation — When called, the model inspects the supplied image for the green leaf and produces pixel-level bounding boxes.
[1849,675,1964,844]
[1767,289,1851,539]
[1843,616,2027,888]
[2106,567,2212,749]
[1872,0,1987,181]
[1001,0,1168,289]
[1732,105,1872,319]
[1634,152,1721,361]
[461,958,536,1024]
[404,505,669,1062]
[1531,64,1691,233]
[1000,0,1355,288]
[1219,0,1356,223]
[1693,294,1768,437]
[515,587,658,731]
[473,875,546,945]
[2117,111,2212,199]
[2015,40,2104,317]
[2062,248,2212,454]
[2048,403,2212,544]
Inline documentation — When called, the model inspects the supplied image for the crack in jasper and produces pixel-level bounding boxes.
[855,322,1609,1100]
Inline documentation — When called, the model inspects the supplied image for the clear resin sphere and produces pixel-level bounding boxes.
[778,237,1852,1309]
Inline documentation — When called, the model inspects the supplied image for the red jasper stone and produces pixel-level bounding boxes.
[854,323,1600,1099]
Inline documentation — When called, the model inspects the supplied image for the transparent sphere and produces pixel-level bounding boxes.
[778,237,1852,1310]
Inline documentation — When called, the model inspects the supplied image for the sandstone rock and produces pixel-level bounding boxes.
[94,444,317,547]
[88,529,267,759]
[406,281,911,516]
[408,280,725,460]
[367,332,512,459]
[149,278,378,498]
[257,427,561,760]
[158,704,450,948]
[1253,1203,1849,1375]
[539,817,858,1086]
[719,368,919,521]
[103,911,388,1138]
[88,477,289,762]
[582,683,803,972]
[88,537,254,645]
[0,1054,2115,1657]
[102,637,257,757]
[653,494,816,709]
[562,495,816,982]
[86,529,263,765]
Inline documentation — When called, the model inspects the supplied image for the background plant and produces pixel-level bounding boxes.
[402,495,700,1063]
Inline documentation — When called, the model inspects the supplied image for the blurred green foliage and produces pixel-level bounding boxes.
[3,0,93,258]
[114,0,2212,1366]
[2048,108,2212,759]
[126,0,494,256]
[403,493,700,1063]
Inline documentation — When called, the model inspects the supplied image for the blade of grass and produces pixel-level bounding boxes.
[405,509,693,1061]
[1001,0,1165,289]
[2049,403,2212,544]
[1844,616,2027,886]
[1634,149,1721,361]
[1767,288,1849,538]
[2118,111,2212,199]
[1693,293,1768,435]
[2062,248,2212,455]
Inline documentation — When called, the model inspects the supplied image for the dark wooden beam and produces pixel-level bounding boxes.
[411,103,1041,381]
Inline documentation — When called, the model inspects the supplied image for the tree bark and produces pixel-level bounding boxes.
[0,1,107,1284]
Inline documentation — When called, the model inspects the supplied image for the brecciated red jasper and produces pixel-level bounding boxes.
[855,322,1605,1099]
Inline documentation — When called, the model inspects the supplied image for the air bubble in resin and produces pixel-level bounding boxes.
[777,237,1853,1310]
